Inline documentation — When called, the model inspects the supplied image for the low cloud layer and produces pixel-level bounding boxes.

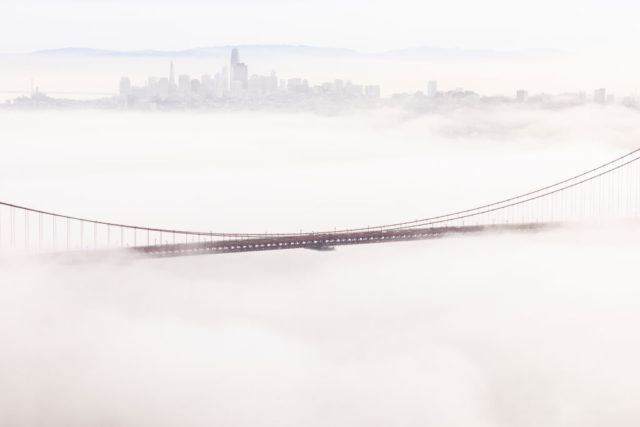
[3,227,640,426]
[1,105,640,425]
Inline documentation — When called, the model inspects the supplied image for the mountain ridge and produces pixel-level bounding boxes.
[32,45,564,60]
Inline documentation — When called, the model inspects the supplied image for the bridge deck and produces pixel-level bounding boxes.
[130,222,551,258]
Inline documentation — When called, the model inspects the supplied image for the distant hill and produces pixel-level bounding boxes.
[382,46,563,61]
[32,45,563,61]
[33,45,358,58]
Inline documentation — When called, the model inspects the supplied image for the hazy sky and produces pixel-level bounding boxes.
[1,0,636,53]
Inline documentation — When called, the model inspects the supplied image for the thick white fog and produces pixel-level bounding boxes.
[1,105,640,426]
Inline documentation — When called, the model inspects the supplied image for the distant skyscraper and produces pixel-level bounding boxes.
[178,74,191,94]
[169,61,177,93]
[231,48,239,65]
[428,80,438,97]
[229,48,248,91]
[157,77,169,99]
[230,48,238,83]
[594,88,606,105]
[268,70,278,93]
[119,77,131,96]
[147,76,158,97]
[232,63,248,91]
[216,66,229,95]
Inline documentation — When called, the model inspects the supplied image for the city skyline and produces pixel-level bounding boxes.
[116,48,381,104]
[8,47,634,110]
[116,47,498,102]
[3,42,640,101]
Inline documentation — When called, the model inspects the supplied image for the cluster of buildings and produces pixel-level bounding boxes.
[118,48,381,105]
[514,87,623,105]
[6,48,639,111]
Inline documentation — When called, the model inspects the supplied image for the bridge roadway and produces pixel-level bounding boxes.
[130,222,551,258]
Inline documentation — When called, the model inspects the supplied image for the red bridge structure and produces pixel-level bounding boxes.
[1,148,640,258]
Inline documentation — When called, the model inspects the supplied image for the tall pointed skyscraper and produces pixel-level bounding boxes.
[230,48,239,84]
[229,48,248,93]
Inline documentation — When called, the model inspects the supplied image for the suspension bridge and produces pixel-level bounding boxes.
[1,148,639,258]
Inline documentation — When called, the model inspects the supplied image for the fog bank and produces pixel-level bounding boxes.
[1,105,640,425]
[2,226,640,426]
